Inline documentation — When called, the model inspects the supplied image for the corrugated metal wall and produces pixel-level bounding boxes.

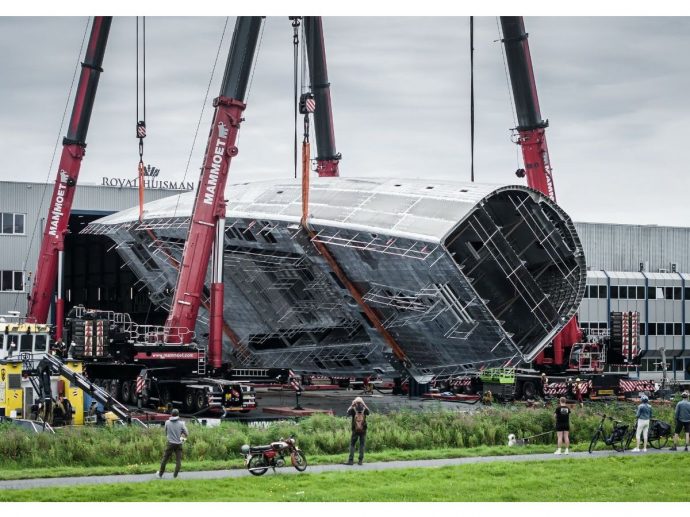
[575,222,690,273]
[0,181,183,315]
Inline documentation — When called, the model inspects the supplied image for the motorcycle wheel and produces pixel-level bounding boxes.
[248,455,268,476]
[291,451,308,472]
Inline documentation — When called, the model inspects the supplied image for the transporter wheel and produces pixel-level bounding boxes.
[108,380,120,401]
[194,390,207,412]
[121,381,133,405]
[184,390,195,412]
[158,386,171,407]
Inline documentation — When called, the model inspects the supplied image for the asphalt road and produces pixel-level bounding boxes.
[0,447,682,490]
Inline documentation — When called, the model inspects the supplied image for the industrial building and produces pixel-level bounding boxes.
[1,180,689,380]
[0,179,189,322]
[575,222,690,382]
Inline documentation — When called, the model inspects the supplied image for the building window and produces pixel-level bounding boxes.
[598,286,607,299]
[647,286,656,299]
[1,213,25,235]
[648,323,656,336]
[611,286,618,299]
[639,323,646,335]
[0,270,24,291]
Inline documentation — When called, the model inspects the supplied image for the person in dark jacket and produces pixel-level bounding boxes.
[156,409,189,478]
[671,391,690,451]
[346,396,370,465]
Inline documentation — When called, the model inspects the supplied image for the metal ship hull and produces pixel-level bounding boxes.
[84,177,586,381]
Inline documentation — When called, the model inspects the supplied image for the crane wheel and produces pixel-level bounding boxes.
[121,381,133,405]
[184,391,195,412]
[194,390,207,412]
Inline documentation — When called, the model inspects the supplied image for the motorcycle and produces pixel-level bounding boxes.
[241,436,308,476]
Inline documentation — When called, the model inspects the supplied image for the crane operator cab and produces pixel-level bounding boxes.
[0,313,51,365]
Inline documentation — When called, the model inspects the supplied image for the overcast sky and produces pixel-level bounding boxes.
[1,16,690,226]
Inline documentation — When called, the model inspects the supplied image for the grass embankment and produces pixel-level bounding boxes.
[0,402,676,480]
[2,454,689,502]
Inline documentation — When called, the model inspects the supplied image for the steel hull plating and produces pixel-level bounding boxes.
[84,177,586,381]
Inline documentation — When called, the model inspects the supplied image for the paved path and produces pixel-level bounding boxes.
[0,448,681,490]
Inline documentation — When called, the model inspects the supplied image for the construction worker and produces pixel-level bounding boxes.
[671,391,690,451]
[574,378,584,408]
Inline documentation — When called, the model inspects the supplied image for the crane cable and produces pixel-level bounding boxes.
[495,17,521,171]
[470,16,475,183]
[136,17,147,222]
[291,17,301,180]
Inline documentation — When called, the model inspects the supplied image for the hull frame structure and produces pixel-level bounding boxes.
[83,177,586,381]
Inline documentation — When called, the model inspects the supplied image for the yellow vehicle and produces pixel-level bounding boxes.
[0,316,83,425]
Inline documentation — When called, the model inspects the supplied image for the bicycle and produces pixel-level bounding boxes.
[624,418,672,450]
[588,414,629,453]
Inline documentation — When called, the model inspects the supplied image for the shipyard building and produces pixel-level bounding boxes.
[1,180,688,380]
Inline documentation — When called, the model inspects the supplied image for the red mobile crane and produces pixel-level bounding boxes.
[54,17,274,414]
[499,16,583,372]
[26,17,112,342]
[493,17,652,399]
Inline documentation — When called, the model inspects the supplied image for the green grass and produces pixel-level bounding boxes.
[1,402,671,472]
[2,454,689,502]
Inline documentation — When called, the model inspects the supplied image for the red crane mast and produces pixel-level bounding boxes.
[27,17,112,342]
[500,16,582,368]
[164,17,264,370]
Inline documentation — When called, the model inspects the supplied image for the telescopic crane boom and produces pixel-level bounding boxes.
[304,17,341,177]
[164,17,264,370]
[27,17,112,342]
[500,16,582,368]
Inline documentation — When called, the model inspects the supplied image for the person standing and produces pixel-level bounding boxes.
[574,378,584,408]
[554,397,570,455]
[632,395,652,452]
[156,408,189,478]
[671,391,690,451]
[346,396,370,465]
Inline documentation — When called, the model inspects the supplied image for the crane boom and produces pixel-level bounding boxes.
[500,17,556,201]
[304,17,341,177]
[165,17,264,370]
[500,16,581,368]
[27,16,112,340]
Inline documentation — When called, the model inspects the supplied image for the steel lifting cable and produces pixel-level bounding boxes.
[495,17,521,171]
[470,16,475,183]
[14,17,91,312]
[291,17,301,180]
[136,16,147,222]
[173,16,230,220]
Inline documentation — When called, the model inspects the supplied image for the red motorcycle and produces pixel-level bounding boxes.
[241,437,308,476]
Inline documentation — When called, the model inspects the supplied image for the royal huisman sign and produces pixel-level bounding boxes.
[101,165,194,191]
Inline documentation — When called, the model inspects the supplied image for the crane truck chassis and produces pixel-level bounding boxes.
[61,306,258,415]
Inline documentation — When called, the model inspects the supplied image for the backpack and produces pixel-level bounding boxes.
[354,410,366,433]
